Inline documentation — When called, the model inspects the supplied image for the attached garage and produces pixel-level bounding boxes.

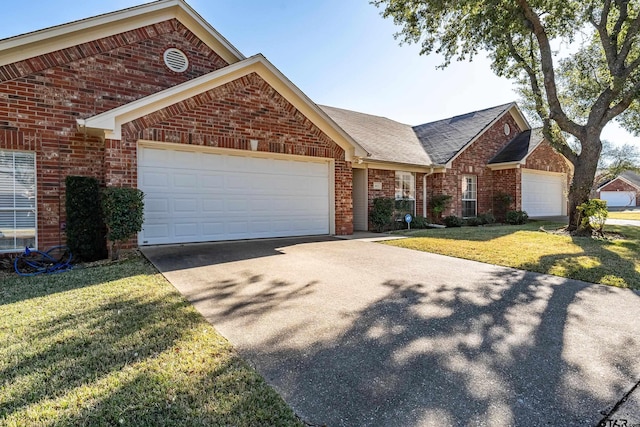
[521,169,567,217]
[599,191,636,207]
[138,144,332,245]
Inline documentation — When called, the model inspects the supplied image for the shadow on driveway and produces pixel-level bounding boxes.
[143,238,640,426]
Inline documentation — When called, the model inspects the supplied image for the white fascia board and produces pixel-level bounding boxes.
[78,54,367,161]
[486,162,521,171]
[445,102,522,168]
[364,159,445,173]
[0,0,244,67]
[597,175,640,191]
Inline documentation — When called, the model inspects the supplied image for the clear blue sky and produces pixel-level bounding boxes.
[2,0,638,146]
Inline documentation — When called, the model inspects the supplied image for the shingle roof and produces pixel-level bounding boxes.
[619,170,640,189]
[412,103,515,164]
[489,128,544,164]
[320,105,432,166]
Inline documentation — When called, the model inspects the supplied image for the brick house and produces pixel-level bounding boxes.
[0,0,571,253]
[596,171,640,207]
[323,103,572,229]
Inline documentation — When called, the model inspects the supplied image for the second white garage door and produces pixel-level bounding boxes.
[600,191,636,207]
[138,145,331,245]
[521,169,566,217]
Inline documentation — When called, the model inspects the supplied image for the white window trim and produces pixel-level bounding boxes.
[0,150,37,253]
[461,175,477,218]
[395,171,416,215]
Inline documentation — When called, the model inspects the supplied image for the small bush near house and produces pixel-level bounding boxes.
[493,192,513,222]
[410,215,429,229]
[478,212,496,225]
[505,210,529,225]
[465,217,484,227]
[577,199,608,234]
[370,197,395,232]
[443,215,463,227]
[430,194,453,222]
[102,187,145,260]
[65,176,107,261]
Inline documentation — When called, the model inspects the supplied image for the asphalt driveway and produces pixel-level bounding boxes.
[142,237,640,426]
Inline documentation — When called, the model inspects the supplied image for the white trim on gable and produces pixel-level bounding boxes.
[77,54,368,161]
[0,0,244,67]
[597,175,640,192]
[445,103,531,169]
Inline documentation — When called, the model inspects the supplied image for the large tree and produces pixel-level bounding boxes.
[372,0,640,230]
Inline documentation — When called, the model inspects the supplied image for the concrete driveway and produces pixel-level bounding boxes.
[142,237,640,426]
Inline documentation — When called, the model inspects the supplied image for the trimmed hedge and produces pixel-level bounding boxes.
[65,176,107,261]
[102,187,144,260]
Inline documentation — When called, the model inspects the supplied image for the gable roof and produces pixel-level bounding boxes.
[319,106,432,166]
[597,170,640,191]
[77,55,368,161]
[412,103,518,165]
[489,128,544,164]
[0,0,244,67]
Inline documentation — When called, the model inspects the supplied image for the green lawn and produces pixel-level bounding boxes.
[0,257,302,427]
[384,222,640,289]
[608,211,640,221]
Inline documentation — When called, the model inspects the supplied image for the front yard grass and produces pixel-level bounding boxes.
[608,211,640,221]
[0,256,302,427]
[384,222,640,289]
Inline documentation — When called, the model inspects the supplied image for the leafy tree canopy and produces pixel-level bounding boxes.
[373,0,640,230]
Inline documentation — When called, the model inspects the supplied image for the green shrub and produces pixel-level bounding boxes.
[370,197,395,232]
[465,217,483,227]
[505,210,529,225]
[478,212,496,225]
[577,199,608,233]
[102,187,145,260]
[65,176,107,261]
[443,215,463,227]
[430,194,452,221]
[493,192,513,221]
[410,215,429,229]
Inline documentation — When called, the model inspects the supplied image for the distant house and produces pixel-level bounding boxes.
[0,0,572,253]
[597,171,640,207]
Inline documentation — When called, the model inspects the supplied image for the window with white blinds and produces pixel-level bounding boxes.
[0,151,36,252]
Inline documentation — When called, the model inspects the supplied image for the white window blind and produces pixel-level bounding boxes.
[0,151,36,252]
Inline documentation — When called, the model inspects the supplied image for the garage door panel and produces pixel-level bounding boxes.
[138,146,330,245]
[522,170,566,217]
[600,191,636,207]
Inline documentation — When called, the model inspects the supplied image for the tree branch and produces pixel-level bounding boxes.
[515,0,584,140]
[604,78,640,122]
[505,35,578,166]
[616,9,640,72]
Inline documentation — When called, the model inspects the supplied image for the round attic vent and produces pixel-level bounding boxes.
[504,123,511,135]
[163,48,189,72]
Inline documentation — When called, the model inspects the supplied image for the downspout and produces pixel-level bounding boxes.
[423,167,434,217]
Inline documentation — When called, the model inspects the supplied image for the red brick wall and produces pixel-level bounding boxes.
[113,72,351,235]
[444,114,522,217]
[0,19,236,250]
[599,179,640,206]
[524,141,570,174]
[600,179,638,192]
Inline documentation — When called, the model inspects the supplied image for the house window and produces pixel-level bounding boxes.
[462,175,477,218]
[0,151,36,252]
[395,171,416,214]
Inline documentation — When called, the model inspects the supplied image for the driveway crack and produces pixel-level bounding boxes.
[596,378,640,427]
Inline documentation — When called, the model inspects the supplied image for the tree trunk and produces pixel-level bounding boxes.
[567,135,602,231]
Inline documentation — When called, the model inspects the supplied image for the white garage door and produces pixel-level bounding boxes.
[600,191,636,207]
[521,170,566,217]
[138,146,331,245]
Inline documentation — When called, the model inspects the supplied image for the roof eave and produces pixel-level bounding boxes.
[0,0,245,67]
[77,54,367,161]
[486,161,523,171]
